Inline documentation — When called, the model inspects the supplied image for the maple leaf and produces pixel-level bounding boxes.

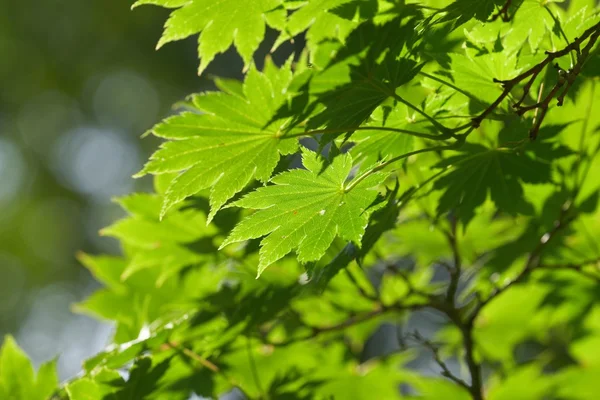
[438,0,505,29]
[433,143,552,224]
[133,0,284,74]
[349,106,416,171]
[135,63,299,221]
[100,193,212,284]
[221,148,387,276]
[272,0,377,51]
[306,19,423,131]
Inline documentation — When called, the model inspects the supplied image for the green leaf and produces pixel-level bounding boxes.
[66,379,105,400]
[222,148,386,276]
[0,336,58,400]
[450,52,519,105]
[306,20,422,131]
[349,106,415,170]
[439,0,504,29]
[433,144,552,224]
[136,63,299,221]
[134,0,283,74]
[66,369,124,400]
[273,0,378,51]
[504,0,556,51]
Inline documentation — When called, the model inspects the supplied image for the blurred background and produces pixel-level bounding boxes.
[0,0,262,379]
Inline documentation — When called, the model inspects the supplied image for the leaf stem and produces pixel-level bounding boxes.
[472,20,600,139]
[392,93,454,135]
[345,144,457,192]
[544,6,575,68]
[418,71,481,103]
[284,125,448,140]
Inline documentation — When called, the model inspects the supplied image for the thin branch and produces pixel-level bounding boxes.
[445,215,462,306]
[538,257,600,283]
[166,341,255,398]
[409,331,471,391]
[392,92,454,135]
[166,341,220,372]
[344,268,379,301]
[488,0,514,22]
[469,204,577,323]
[246,338,268,400]
[472,20,600,139]
[418,71,482,103]
[394,268,439,301]
[271,302,427,346]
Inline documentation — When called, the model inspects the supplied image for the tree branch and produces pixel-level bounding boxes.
[409,331,471,392]
[472,20,600,139]
[488,0,514,22]
[445,215,462,306]
[270,302,428,346]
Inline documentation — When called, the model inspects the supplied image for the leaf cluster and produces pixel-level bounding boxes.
[4,0,600,399]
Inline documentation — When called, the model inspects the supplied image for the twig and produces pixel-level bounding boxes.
[246,338,268,399]
[165,341,219,372]
[344,268,379,301]
[166,341,255,398]
[538,257,600,283]
[488,0,513,22]
[472,21,600,139]
[469,203,577,322]
[409,331,471,391]
[445,215,462,306]
[271,302,427,346]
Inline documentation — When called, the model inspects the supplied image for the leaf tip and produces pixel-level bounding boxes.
[132,169,147,179]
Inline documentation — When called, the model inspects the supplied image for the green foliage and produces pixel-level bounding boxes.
[0,336,58,400]
[222,148,387,275]
[4,0,600,399]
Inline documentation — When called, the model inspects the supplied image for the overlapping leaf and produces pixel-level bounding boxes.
[98,193,215,285]
[433,144,552,224]
[136,63,299,221]
[349,106,415,170]
[450,52,519,106]
[305,19,423,132]
[221,148,387,275]
[273,0,378,51]
[437,0,505,29]
[133,0,285,74]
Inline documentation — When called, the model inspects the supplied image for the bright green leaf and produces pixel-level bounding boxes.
[222,148,386,275]
[136,64,299,221]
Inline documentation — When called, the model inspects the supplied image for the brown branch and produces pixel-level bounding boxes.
[472,20,600,139]
[461,323,484,400]
[488,0,513,22]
